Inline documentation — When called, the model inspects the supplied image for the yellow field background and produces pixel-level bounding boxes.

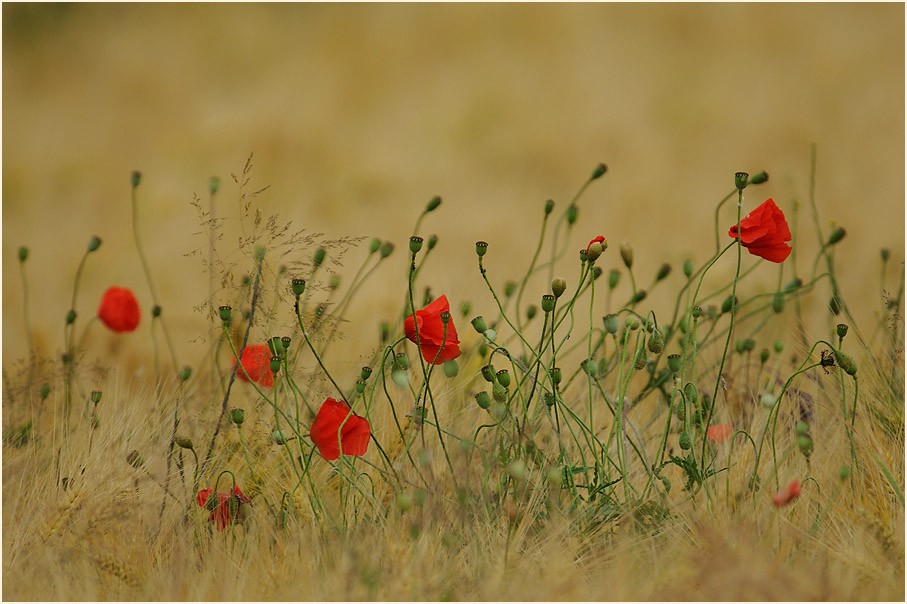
[3,4,905,601]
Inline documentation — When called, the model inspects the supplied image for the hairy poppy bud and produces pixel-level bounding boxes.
[881,248,890,262]
[679,431,693,450]
[174,434,194,450]
[219,305,232,323]
[566,204,578,225]
[838,466,850,481]
[648,329,664,354]
[427,234,438,250]
[368,238,381,254]
[131,170,142,187]
[586,242,603,263]
[795,421,810,436]
[231,408,245,425]
[591,163,608,180]
[734,171,749,190]
[774,340,784,353]
[625,316,641,331]
[179,366,192,382]
[581,358,596,376]
[17,246,28,262]
[495,370,511,388]
[507,460,527,481]
[475,241,488,257]
[632,290,647,304]
[761,393,777,408]
[603,314,619,335]
[492,381,507,403]
[743,338,755,352]
[834,350,857,376]
[471,316,487,333]
[633,349,647,370]
[394,353,410,370]
[667,354,682,374]
[827,227,846,246]
[783,278,802,293]
[656,263,671,281]
[504,281,517,298]
[684,382,698,405]
[721,295,738,314]
[749,171,769,185]
[443,360,459,378]
[272,430,291,445]
[829,295,841,316]
[425,195,442,213]
[541,294,556,314]
[380,241,395,258]
[683,260,693,278]
[735,339,746,354]
[798,435,813,458]
[475,391,491,409]
[619,242,633,269]
[608,269,620,290]
[551,278,567,298]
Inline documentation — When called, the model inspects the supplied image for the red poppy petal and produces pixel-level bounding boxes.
[341,415,371,456]
[196,488,214,507]
[745,241,792,263]
[97,287,141,333]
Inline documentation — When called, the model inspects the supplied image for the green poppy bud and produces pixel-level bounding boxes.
[603,314,619,335]
[368,238,381,254]
[231,408,245,425]
[87,236,102,252]
[798,435,813,458]
[683,260,693,278]
[586,242,603,263]
[608,269,620,289]
[834,350,857,376]
[380,241,395,258]
[774,340,784,353]
[566,204,578,225]
[551,278,567,298]
[90,390,102,404]
[425,195,442,213]
[427,234,438,251]
[648,329,665,354]
[679,431,693,450]
[749,171,769,185]
[475,391,491,410]
[272,430,290,445]
[625,315,641,331]
[760,348,770,364]
[795,421,810,436]
[582,358,596,376]
[526,305,538,321]
[633,349,647,370]
[838,466,850,481]
[721,295,739,314]
[131,170,142,187]
[443,360,459,378]
[179,366,192,382]
[313,248,326,266]
[394,353,410,370]
[544,199,555,215]
[760,393,777,408]
[66,309,77,325]
[656,263,672,281]
[684,382,698,405]
[619,242,633,269]
[174,434,194,450]
[483,328,496,342]
[504,281,517,298]
[829,295,841,315]
[827,227,846,246]
[743,338,755,352]
[17,246,28,262]
[391,370,409,388]
[219,305,232,323]
[667,354,682,374]
[772,292,785,314]
[591,162,608,180]
[541,294,556,314]
[268,337,285,357]
[881,248,890,262]
[496,370,511,388]
[734,171,749,190]
[507,459,527,481]
[475,241,488,257]
[632,290,647,304]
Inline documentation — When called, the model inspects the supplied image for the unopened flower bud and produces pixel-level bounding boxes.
[152,305,162,318]
[66,309,77,325]
[17,246,28,262]
[734,171,749,190]
[760,348,770,364]
[881,248,890,262]
[495,370,511,388]
[684,382,698,405]
[656,263,671,281]
[219,305,232,323]
[475,241,488,257]
[91,390,102,404]
[368,238,381,254]
[544,199,555,215]
[761,393,777,408]
[272,430,290,445]
[526,305,538,320]
[581,358,596,376]
[744,338,755,352]
[586,242,603,263]
[783,278,803,293]
[208,176,220,194]
[504,281,517,298]
[179,366,192,382]
[507,459,527,481]
[541,294,556,313]
[396,492,413,512]
[838,466,850,481]
[679,431,693,450]
[633,349,647,370]
[683,260,693,278]
[174,434,194,450]
[735,339,746,354]
[774,340,784,353]
[492,381,507,403]
[772,292,785,314]
[667,354,682,374]
[380,241,395,258]
[551,367,563,385]
[795,421,810,436]
[231,408,245,425]
[425,195,442,213]
[798,435,813,458]
[625,316,641,331]
[608,269,620,290]
[131,170,142,187]
[749,171,769,185]
[603,314,619,335]
[619,242,633,269]
[443,360,459,378]
[829,295,841,316]
[834,350,857,376]
[268,337,285,357]
[721,295,739,314]
[427,234,438,250]
[566,204,578,225]
[648,329,664,354]
[827,227,846,246]
[475,391,491,409]
[632,290,647,304]
[591,163,608,180]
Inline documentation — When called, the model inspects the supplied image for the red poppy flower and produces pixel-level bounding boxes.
[233,344,274,388]
[404,295,461,364]
[97,286,141,333]
[586,235,606,252]
[728,198,792,263]
[309,398,371,461]
[772,480,801,507]
[706,423,733,443]
[196,485,251,531]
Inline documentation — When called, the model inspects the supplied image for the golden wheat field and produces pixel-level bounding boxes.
[2,3,905,601]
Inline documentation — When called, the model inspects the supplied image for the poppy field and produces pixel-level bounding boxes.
[3,4,904,602]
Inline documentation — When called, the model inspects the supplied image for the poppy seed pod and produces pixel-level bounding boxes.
[721,295,739,314]
[475,391,491,409]
[619,242,633,269]
[409,236,423,254]
[268,337,285,357]
[66,309,77,325]
[475,241,488,257]
[551,367,563,385]
[481,364,495,383]
[541,294,556,314]
[281,336,291,351]
[734,171,749,190]
[219,305,232,323]
[355,380,366,394]
[667,354,682,374]
[495,370,511,388]
[504,281,517,298]
[131,170,142,187]
[425,195,442,213]
[231,408,245,425]
[551,278,567,298]
[544,199,555,215]
[471,316,487,334]
[360,366,373,381]
[269,356,281,374]
[881,248,890,262]
[379,241,395,258]
[526,305,538,320]
[836,323,848,339]
[691,305,703,319]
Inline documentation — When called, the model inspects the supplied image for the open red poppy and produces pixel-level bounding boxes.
[404,295,461,364]
[97,286,141,333]
[706,423,733,443]
[309,398,371,461]
[233,344,274,388]
[772,480,801,507]
[728,198,792,263]
[196,485,251,531]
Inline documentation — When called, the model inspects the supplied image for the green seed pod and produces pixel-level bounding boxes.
[394,353,410,370]
[507,460,527,481]
[380,241,395,258]
[219,305,232,323]
[603,314,619,335]
[231,408,245,425]
[291,279,306,297]
[270,356,281,374]
[633,349,647,370]
[471,316,488,334]
[827,227,846,246]
[591,162,608,180]
[566,204,578,225]
[475,241,488,257]
[131,170,142,187]
[749,171,769,185]
[656,263,671,281]
[632,290,648,304]
[495,370,511,388]
[679,431,693,450]
[736,340,747,354]
[396,492,413,512]
[391,369,409,388]
[541,294,556,314]
[481,365,495,383]
[683,260,693,278]
[667,354,682,374]
[355,380,366,394]
[834,350,857,376]
[798,435,814,458]
[526,305,538,321]
[544,199,555,215]
[268,337,285,357]
[836,323,849,339]
[65,309,77,325]
[313,248,326,266]
[551,278,567,298]
[582,358,597,376]
[760,393,777,408]
[760,348,770,364]
[174,434,194,450]
[795,421,810,436]
[648,329,664,354]
[475,391,491,410]
[504,281,517,298]
[425,195,442,213]
[608,269,620,290]
[543,392,555,407]
[734,171,749,190]
[721,295,739,314]
[550,367,562,385]
[409,236,424,254]
[492,380,507,403]
[774,340,784,354]
[426,234,438,251]
[359,366,373,381]
[443,360,459,378]
[691,305,703,319]
[579,249,588,264]
[772,292,785,314]
[87,236,102,252]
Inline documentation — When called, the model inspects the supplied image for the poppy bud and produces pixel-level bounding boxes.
[667,354,682,374]
[481,365,495,383]
[18,246,28,262]
[409,236,423,254]
[592,267,603,281]
[684,382,698,406]
[379,321,391,344]
[591,163,608,180]
[66,309,77,325]
[783,278,803,293]
[633,349,647,370]
[798,435,813,458]
[743,338,755,352]
[586,242,603,263]
[632,290,647,304]
[492,381,507,403]
[475,241,488,257]
[425,195,442,213]
[483,328,496,342]
[313,248,326,266]
[179,366,192,382]
[231,408,245,425]
[881,248,890,262]
[131,170,142,187]
[603,314,619,335]
[683,260,693,278]
[772,292,785,314]
[40,384,50,400]
[656,263,672,281]
[365,237,380,255]
[396,493,414,512]
[544,199,555,215]
[391,370,408,388]
[774,340,784,353]
[581,358,596,376]
[495,370,511,388]
[504,281,517,298]
[749,171,769,185]
[566,204,578,225]
[760,348,770,364]
[761,393,777,408]
[721,295,738,314]
[541,294,556,314]
[608,269,620,290]
[443,360,459,378]
[829,295,841,316]
[838,466,850,481]
[174,434,194,450]
[394,353,410,371]
[795,421,810,436]
[328,274,341,290]
[551,367,563,385]
[526,305,538,320]
[679,431,693,450]
[219,305,232,323]
[88,391,102,405]
[734,171,749,190]
[673,402,685,421]
[543,392,555,407]
[507,460,527,481]
[735,339,746,354]
[475,391,491,409]
[551,278,567,298]
[208,176,220,194]
[834,350,857,376]
[648,329,664,354]
[427,234,438,250]
[126,450,144,468]
[471,316,487,333]
[272,430,290,445]
[827,227,846,246]
[151,304,162,318]
[380,241,395,258]
[625,316,641,331]
[691,305,703,319]
[619,242,633,269]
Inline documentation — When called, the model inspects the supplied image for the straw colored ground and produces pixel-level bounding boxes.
[3,4,904,601]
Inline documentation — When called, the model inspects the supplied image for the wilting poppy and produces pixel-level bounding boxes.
[196,485,251,531]
[772,480,801,506]
[586,235,606,252]
[309,398,371,461]
[97,286,141,333]
[404,295,461,364]
[728,198,792,263]
[234,344,274,388]
[707,423,733,443]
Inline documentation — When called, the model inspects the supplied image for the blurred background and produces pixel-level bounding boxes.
[3,3,904,372]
